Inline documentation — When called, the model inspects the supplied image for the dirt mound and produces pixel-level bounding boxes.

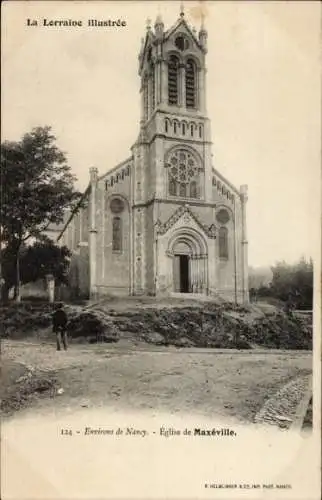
[0,302,53,338]
[108,306,311,349]
[66,310,119,343]
[0,300,312,350]
[0,302,119,344]
[105,307,249,348]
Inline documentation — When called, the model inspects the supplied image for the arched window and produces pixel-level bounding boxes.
[179,183,186,197]
[169,177,177,196]
[174,121,177,134]
[218,227,228,259]
[182,123,186,135]
[190,124,194,136]
[166,149,201,199]
[165,120,168,133]
[112,217,122,252]
[168,55,179,105]
[199,125,203,138]
[186,59,196,108]
[190,180,197,198]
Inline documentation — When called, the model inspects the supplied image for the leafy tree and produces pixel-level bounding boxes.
[21,240,71,286]
[1,240,71,293]
[270,258,313,310]
[254,258,313,310]
[1,126,82,301]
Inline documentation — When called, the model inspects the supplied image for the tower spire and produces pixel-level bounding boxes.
[180,2,185,18]
[198,2,208,52]
[154,8,164,37]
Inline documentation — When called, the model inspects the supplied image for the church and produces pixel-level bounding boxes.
[58,8,249,304]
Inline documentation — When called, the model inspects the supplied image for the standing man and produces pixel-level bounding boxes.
[52,302,68,351]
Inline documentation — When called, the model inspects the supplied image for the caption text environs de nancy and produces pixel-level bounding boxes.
[27,18,127,28]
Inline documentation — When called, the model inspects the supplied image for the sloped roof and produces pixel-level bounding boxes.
[44,221,66,232]
[212,167,241,197]
[98,156,133,181]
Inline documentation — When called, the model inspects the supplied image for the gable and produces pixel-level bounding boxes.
[156,205,216,239]
[164,18,203,52]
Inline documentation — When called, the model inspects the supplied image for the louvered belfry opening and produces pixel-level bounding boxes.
[151,64,155,110]
[186,59,196,108]
[168,55,179,105]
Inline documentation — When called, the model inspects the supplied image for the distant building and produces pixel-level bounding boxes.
[58,9,249,303]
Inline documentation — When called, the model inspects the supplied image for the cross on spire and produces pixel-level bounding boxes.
[200,9,205,28]
[199,0,207,29]
[180,2,185,17]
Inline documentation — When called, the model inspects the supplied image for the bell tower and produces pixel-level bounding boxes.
[131,6,214,294]
[138,7,208,117]
[132,7,213,205]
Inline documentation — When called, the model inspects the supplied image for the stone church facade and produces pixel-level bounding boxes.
[58,10,249,303]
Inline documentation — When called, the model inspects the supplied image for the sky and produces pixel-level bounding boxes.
[2,1,321,267]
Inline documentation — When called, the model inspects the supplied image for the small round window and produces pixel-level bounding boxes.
[175,36,189,51]
[216,209,230,225]
[110,198,125,214]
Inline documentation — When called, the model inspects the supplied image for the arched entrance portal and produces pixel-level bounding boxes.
[168,230,208,294]
[173,241,191,293]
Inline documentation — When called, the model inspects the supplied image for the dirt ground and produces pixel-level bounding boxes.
[1,338,312,424]
[1,298,315,500]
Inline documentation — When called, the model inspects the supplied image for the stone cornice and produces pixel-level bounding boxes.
[132,198,217,209]
[136,133,212,148]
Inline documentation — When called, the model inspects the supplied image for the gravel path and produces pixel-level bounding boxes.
[254,374,312,429]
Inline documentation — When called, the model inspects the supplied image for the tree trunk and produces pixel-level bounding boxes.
[1,282,10,303]
[14,247,21,302]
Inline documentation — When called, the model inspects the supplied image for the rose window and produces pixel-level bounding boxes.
[216,208,230,225]
[166,149,201,199]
